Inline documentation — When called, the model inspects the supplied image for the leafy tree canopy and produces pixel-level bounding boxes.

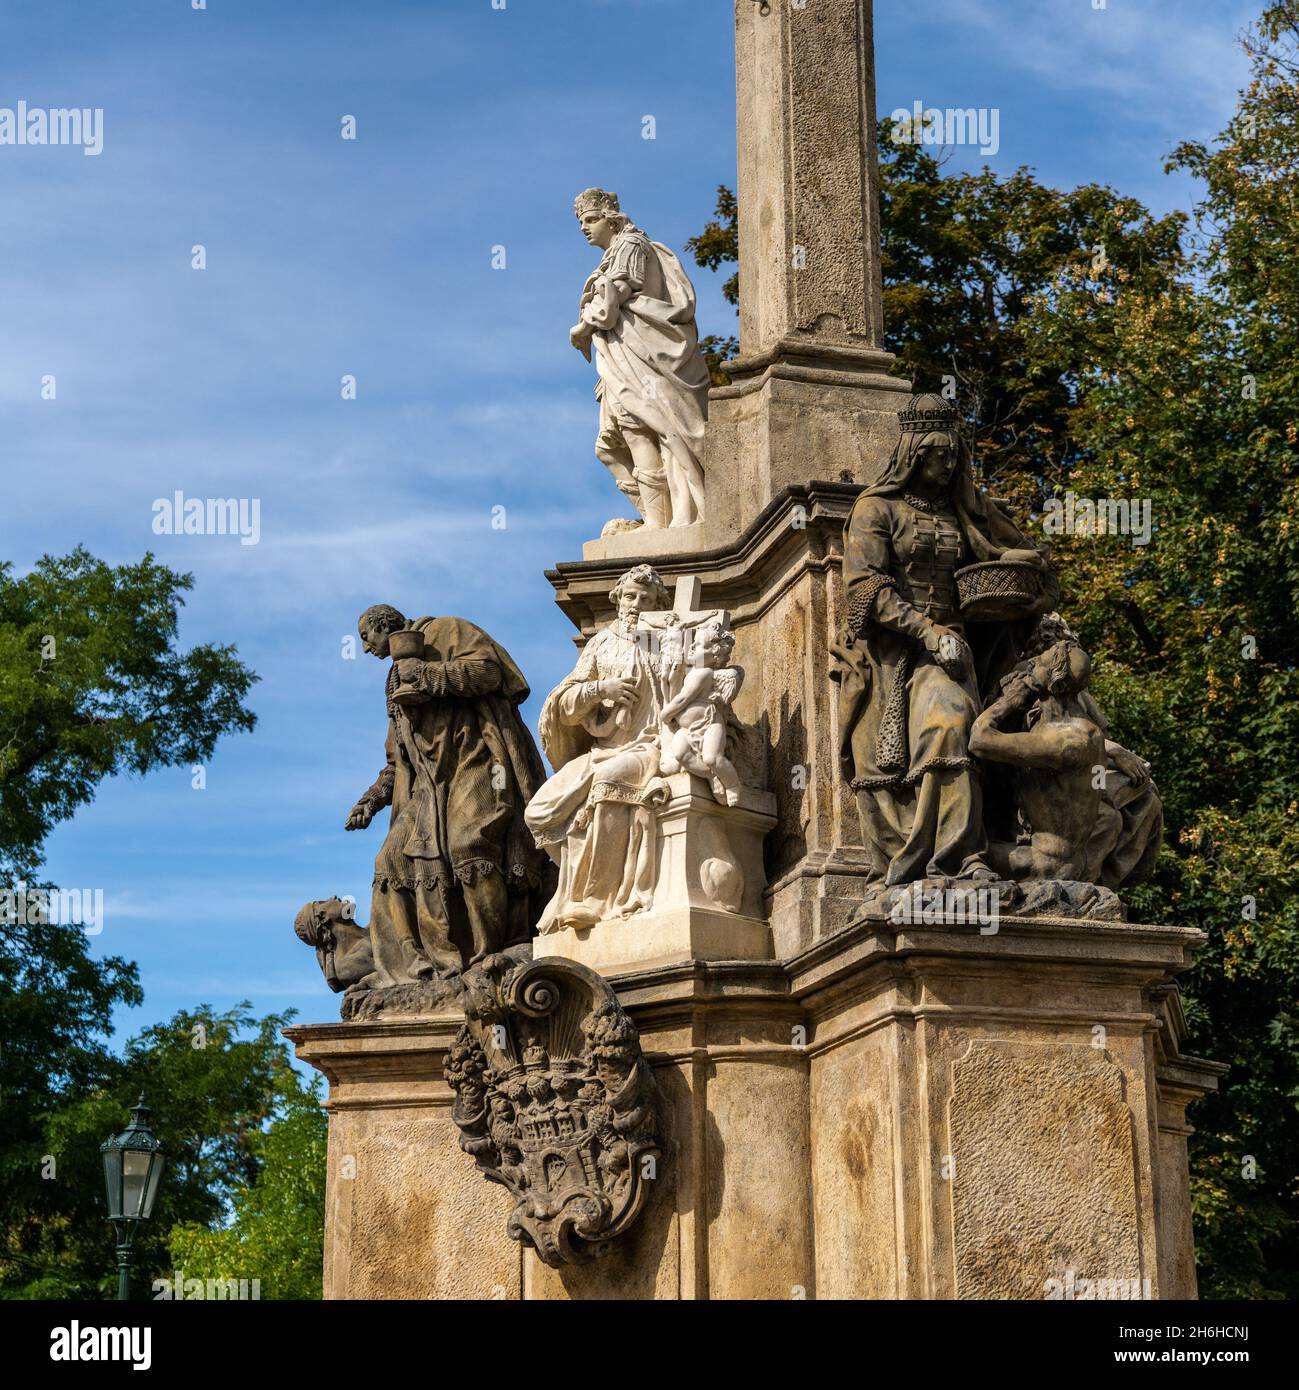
[1,1004,320,1300]
[0,546,258,881]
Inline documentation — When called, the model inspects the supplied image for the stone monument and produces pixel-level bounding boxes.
[287,0,1223,1301]
[294,606,555,1019]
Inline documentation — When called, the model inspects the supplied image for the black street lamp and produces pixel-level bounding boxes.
[100,1095,166,1301]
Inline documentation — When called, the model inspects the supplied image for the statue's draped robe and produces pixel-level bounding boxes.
[834,460,1057,885]
[524,621,667,933]
[364,617,552,984]
[581,226,711,525]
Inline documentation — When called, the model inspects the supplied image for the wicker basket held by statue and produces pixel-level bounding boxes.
[955,560,1043,621]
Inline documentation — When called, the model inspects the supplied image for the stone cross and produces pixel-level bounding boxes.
[636,574,729,647]
[733,0,886,357]
[671,575,729,629]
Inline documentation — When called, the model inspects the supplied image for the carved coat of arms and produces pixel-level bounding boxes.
[445,954,662,1267]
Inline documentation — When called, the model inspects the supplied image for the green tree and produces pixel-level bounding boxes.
[685,184,739,383]
[1,1004,310,1299]
[0,549,259,1297]
[1023,0,1299,1297]
[0,547,258,881]
[689,0,1299,1298]
[168,1067,327,1301]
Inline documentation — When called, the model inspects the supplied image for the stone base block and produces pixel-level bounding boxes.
[702,343,911,549]
[581,520,706,563]
[535,771,776,973]
[534,905,771,974]
[289,912,1223,1301]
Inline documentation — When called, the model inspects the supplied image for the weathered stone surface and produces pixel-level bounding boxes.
[707,0,911,528]
[734,0,886,353]
[798,913,1223,1299]
[947,1041,1141,1299]
[534,774,774,973]
[285,1019,522,1299]
[289,913,1223,1300]
[444,953,663,1268]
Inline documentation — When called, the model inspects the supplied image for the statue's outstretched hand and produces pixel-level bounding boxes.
[569,324,593,359]
[345,800,374,831]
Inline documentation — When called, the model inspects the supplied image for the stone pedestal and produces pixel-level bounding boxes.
[701,346,910,550]
[533,772,776,973]
[289,911,1223,1300]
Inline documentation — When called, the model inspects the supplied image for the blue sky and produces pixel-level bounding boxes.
[1,0,1259,1046]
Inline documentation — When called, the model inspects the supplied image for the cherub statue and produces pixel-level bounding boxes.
[659,621,744,806]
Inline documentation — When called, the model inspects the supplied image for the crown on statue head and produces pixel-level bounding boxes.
[574,187,621,219]
[898,393,961,435]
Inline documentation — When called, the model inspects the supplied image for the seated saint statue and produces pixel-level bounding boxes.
[525,565,674,932]
[834,394,1058,887]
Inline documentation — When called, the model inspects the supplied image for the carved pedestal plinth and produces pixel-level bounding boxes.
[533,772,776,974]
[288,912,1221,1300]
[581,520,707,565]
[285,1016,522,1300]
[796,913,1223,1299]
[702,345,910,548]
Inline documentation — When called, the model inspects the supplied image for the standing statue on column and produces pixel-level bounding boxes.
[344,605,553,986]
[569,187,711,533]
[524,566,673,932]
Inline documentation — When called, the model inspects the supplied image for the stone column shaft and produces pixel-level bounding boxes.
[735,0,885,354]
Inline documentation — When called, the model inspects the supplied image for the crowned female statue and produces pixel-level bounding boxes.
[833,395,1059,887]
[569,188,711,532]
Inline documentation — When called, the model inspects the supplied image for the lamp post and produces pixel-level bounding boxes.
[100,1095,166,1301]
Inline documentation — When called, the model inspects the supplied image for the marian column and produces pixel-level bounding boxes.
[706,0,912,534]
[292,0,1223,1304]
